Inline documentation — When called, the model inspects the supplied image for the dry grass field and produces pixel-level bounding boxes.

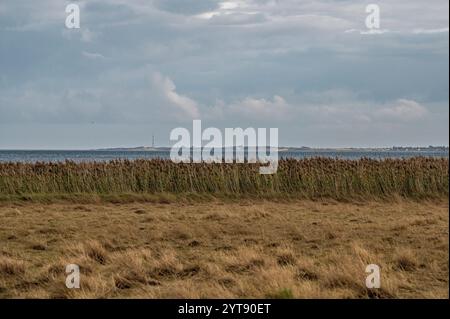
[0,199,448,298]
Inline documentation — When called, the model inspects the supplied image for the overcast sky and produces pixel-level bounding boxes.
[0,0,448,149]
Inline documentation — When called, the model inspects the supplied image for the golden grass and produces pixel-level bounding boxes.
[0,158,448,200]
[0,199,447,298]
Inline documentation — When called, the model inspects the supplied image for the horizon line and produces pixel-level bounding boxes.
[0,145,449,151]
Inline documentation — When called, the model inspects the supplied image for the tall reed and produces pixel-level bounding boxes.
[0,158,447,200]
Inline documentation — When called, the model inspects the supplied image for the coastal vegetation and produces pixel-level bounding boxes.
[0,157,447,202]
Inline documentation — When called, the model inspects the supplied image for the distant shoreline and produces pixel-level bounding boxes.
[0,146,449,153]
[89,146,450,152]
[0,146,448,152]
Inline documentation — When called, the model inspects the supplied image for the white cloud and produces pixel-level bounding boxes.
[219,1,241,10]
[81,28,99,42]
[196,0,247,19]
[345,27,448,36]
[207,91,431,126]
[194,1,262,25]
[413,27,449,34]
[82,51,105,59]
[193,91,432,135]
[195,11,220,19]
[227,95,290,120]
[346,29,391,35]
[151,72,200,119]
[376,99,428,121]
[61,27,100,43]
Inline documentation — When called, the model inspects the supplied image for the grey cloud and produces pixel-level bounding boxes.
[0,0,448,148]
[153,0,220,15]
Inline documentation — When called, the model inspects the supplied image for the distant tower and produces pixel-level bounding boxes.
[152,134,155,148]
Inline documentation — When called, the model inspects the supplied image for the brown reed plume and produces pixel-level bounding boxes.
[0,157,448,201]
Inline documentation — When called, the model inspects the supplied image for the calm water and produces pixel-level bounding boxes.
[0,149,448,163]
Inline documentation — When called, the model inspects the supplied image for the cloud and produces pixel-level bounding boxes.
[193,0,267,25]
[0,0,448,147]
[376,99,428,121]
[345,27,449,36]
[359,29,390,35]
[202,89,432,128]
[413,27,449,34]
[61,27,100,43]
[151,73,200,119]
[288,91,431,125]
[345,28,391,35]
[82,51,106,59]
[80,28,99,42]
[226,95,290,120]
[153,0,220,15]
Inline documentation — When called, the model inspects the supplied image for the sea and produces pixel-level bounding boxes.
[0,149,448,163]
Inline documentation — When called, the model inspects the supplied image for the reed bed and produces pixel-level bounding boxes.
[0,157,448,200]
